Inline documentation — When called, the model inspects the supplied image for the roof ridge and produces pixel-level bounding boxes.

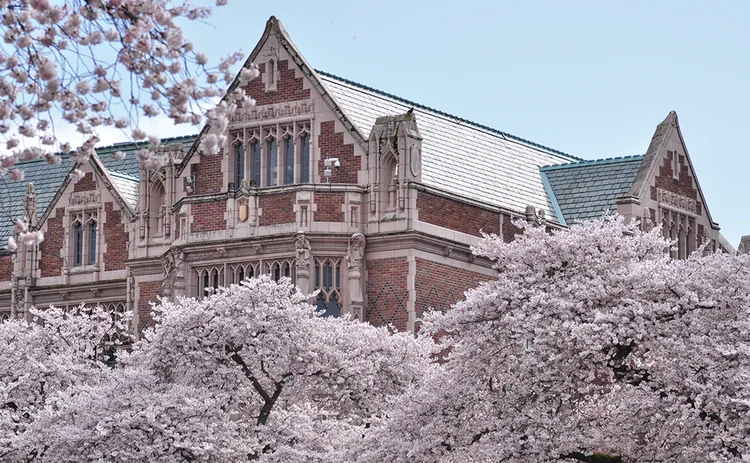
[316,70,582,162]
[107,169,139,180]
[2,134,199,166]
[540,154,645,171]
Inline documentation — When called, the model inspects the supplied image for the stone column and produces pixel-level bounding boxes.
[345,233,366,321]
[294,231,311,295]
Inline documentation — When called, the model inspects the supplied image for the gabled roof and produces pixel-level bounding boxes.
[318,71,580,221]
[540,155,644,226]
[0,135,197,248]
[629,111,718,229]
[0,156,76,244]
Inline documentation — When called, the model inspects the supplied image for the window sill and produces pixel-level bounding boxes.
[69,265,99,275]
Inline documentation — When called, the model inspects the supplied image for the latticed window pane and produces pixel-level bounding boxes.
[267,139,277,186]
[234,143,245,188]
[284,137,294,184]
[88,221,97,264]
[300,134,309,183]
[73,222,83,266]
[251,142,261,186]
[323,262,332,290]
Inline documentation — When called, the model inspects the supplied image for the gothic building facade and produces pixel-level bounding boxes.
[0,17,733,332]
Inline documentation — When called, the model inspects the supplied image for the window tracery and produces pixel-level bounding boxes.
[314,258,341,317]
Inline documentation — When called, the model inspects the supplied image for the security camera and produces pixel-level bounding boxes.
[334,159,341,168]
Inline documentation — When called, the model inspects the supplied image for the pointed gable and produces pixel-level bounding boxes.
[629,111,717,228]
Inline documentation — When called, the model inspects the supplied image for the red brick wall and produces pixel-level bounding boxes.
[194,153,223,195]
[417,191,501,237]
[650,150,702,215]
[318,121,358,184]
[314,192,345,222]
[259,192,295,226]
[103,202,127,270]
[0,254,12,281]
[502,215,523,243]
[73,172,96,192]
[40,208,64,278]
[415,258,494,319]
[191,202,226,232]
[366,257,409,331]
[241,60,311,107]
[138,281,161,331]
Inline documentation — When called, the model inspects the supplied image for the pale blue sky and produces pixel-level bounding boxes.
[182,1,750,246]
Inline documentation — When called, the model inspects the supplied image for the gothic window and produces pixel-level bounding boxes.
[150,181,166,238]
[233,142,245,189]
[250,141,261,187]
[71,211,97,267]
[73,219,83,266]
[0,313,9,323]
[196,267,223,299]
[232,263,257,284]
[380,153,399,213]
[264,260,294,282]
[283,136,294,185]
[88,219,97,265]
[678,226,684,260]
[314,258,341,317]
[299,132,310,183]
[266,138,278,187]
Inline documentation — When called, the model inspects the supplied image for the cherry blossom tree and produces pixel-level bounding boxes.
[0,304,127,461]
[353,217,750,463]
[0,0,256,251]
[9,275,431,462]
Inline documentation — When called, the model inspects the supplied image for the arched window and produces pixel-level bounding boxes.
[283,134,294,185]
[233,142,245,189]
[88,217,97,265]
[380,153,398,213]
[196,267,223,299]
[73,218,83,266]
[314,259,341,317]
[250,141,261,187]
[150,181,166,238]
[299,132,310,183]
[266,138,278,186]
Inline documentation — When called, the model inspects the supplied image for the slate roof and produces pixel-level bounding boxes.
[108,171,140,210]
[540,155,644,226]
[0,156,76,244]
[0,135,197,248]
[318,71,580,221]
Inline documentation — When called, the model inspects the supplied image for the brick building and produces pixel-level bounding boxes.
[0,17,733,331]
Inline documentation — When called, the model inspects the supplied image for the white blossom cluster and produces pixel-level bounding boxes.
[4,219,750,462]
[0,0,260,251]
[1,275,431,462]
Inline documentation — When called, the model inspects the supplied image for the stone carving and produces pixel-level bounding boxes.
[294,232,311,269]
[345,233,366,321]
[69,192,100,206]
[294,231,312,294]
[657,188,698,215]
[525,205,546,226]
[91,288,101,297]
[127,268,135,305]
[229,100,313,124]
[252,244,263,254]
[345,233,366,270]
[217,248,227,258]
[60,291,70,300]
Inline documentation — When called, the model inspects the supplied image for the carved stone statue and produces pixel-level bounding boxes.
[294,231,311,294]
[345,233,366,270]
[345,233,366,321]
[294,231,311,269]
